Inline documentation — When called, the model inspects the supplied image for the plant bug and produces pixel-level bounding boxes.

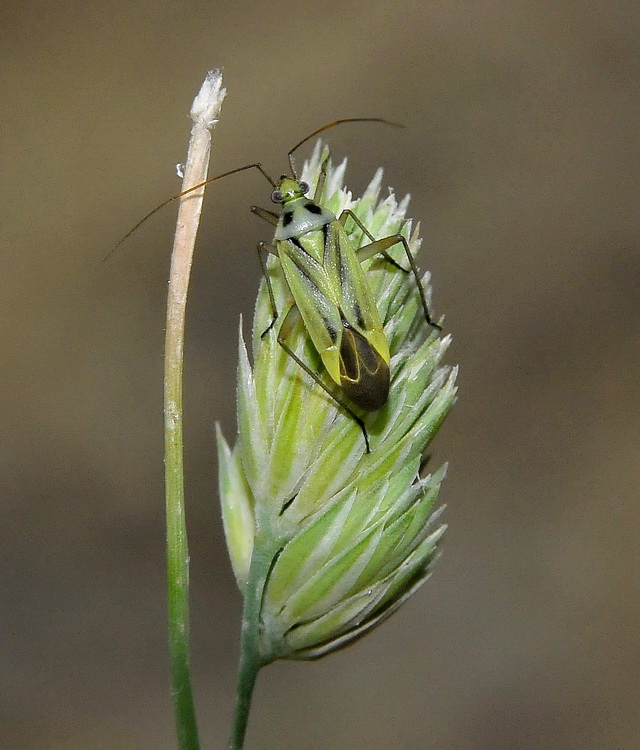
[112,119,441,452]
[249,119,442,453]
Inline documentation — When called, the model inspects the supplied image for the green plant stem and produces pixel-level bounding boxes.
[228,536,278,750]
[164,206,201,750]
[165,296,200,750]
[164,71,226,750]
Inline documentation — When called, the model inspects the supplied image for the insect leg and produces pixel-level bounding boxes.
[251,205,279,226]
[276,306,372,453]
[256,241,280,337]
[358,234,442,331]
[339,209,406,272]
[313,152,330,203]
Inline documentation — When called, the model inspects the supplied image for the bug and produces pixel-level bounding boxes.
[247,119,441,453]
[113,119,441,452]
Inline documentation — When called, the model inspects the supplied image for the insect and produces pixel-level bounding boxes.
[248,119,441,452]
[113,119,441,452]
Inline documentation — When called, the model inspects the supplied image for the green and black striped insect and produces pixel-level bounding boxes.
[113,119,441,452]
[247,119,441,452]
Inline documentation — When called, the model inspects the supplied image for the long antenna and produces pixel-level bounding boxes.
[287,117,404,177]
[105,162,276,261]
[108,118,404,260]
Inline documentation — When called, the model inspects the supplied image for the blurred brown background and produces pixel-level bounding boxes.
[2,1,638,748]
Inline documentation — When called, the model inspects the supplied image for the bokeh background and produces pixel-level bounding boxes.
[2,2,638,748]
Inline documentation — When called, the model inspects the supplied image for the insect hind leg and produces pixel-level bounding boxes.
[339,209,405,271]
[361,233,442,331]
[338,209,441,331]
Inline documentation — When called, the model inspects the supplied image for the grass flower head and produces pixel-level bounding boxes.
[217,142,457,663]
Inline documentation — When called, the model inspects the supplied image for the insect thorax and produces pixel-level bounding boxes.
[274,196,336,241]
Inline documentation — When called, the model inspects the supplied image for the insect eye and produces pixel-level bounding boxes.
[271,190,283,203]
[299,181,310,195]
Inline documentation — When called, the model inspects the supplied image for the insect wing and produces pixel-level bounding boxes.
[338,323,390,410]
[277,220,391,409]
[326,221,390,366]
[277,236,344,386]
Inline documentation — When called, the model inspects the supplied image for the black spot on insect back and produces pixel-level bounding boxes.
[304,203,322,215]
[283,211,294,226]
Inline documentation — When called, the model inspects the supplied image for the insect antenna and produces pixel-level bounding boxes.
[287,118,404,178]
[106,162,277,261]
